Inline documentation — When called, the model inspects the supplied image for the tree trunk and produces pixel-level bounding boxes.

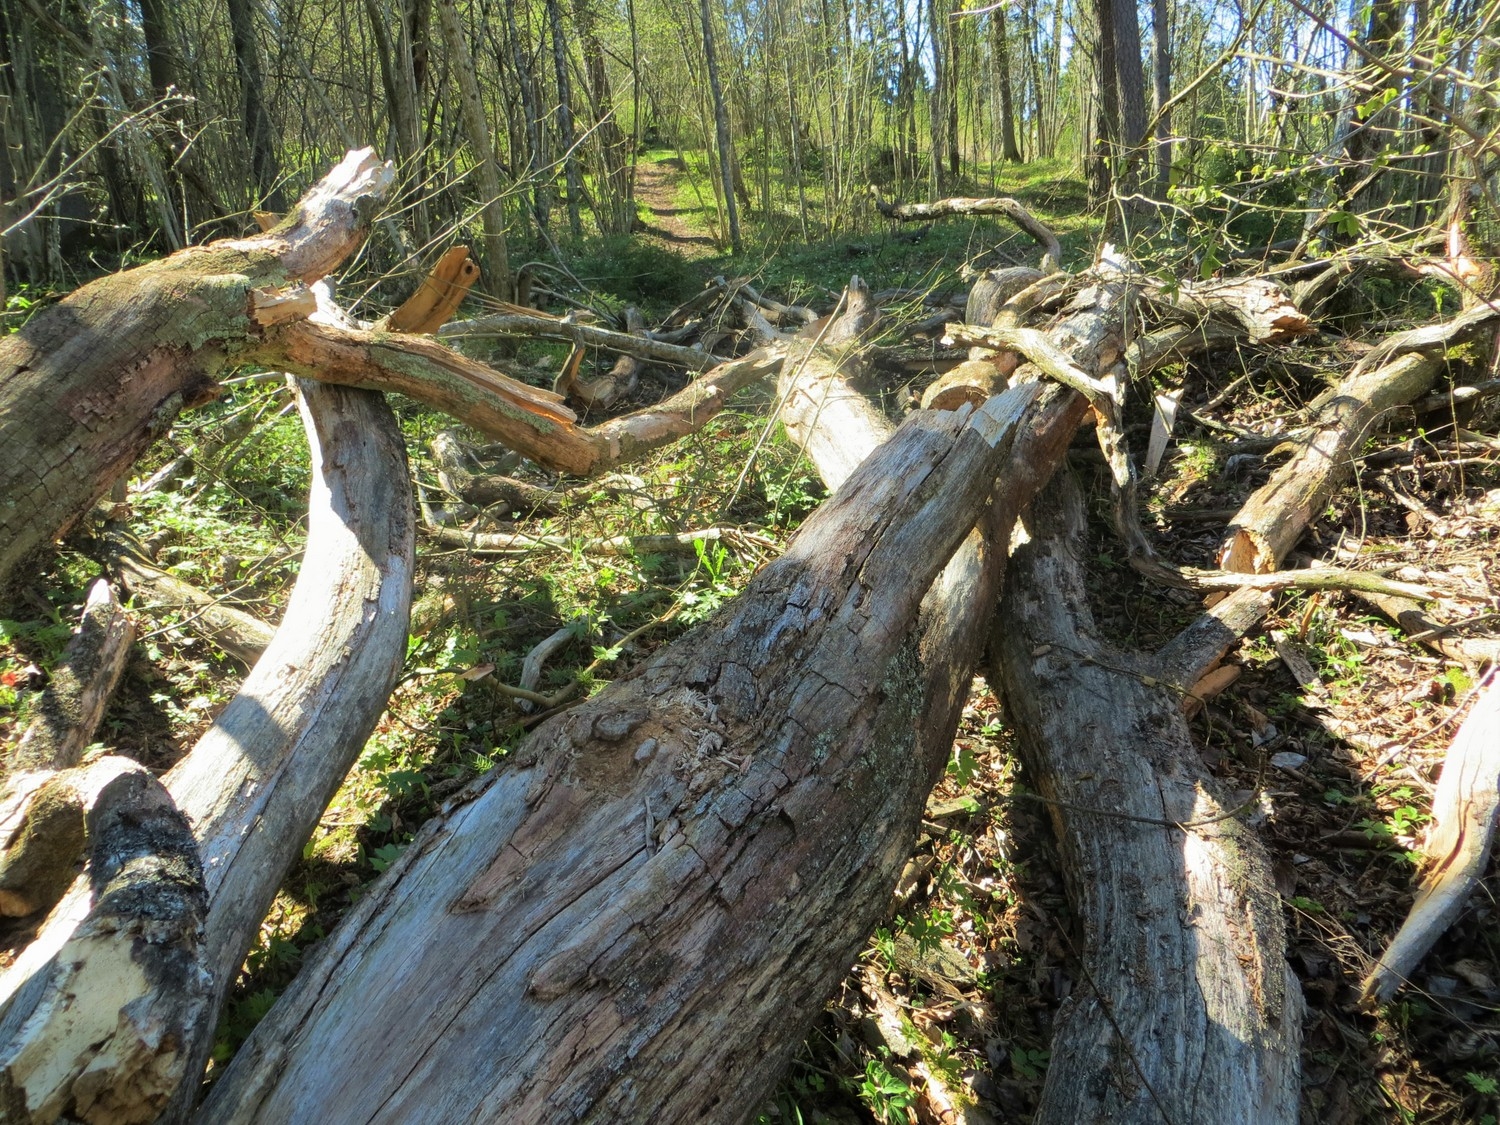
[224,0,285,211]
[992,472,1304,1125]
[545,0,585,237]
[992,10,1022,163]
[198,378,1046,1122]
[435,0,513,296]
[699,0,742,252]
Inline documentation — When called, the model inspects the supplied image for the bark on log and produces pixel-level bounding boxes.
[258,318,785,477]
[9,580,134,774]
[0,382,415,1123]
[156,381,413,1118]
[1361,670,1500,1005]
[0,149,394,590]
[0,756,207,1124]
[198,383,1044,1123]
[991,473,1304,1125]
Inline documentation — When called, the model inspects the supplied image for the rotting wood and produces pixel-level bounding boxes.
[991,472,1303,1125]
[1354,591,1500,669]
[1361,670,1500,1006]
[9,580,134,774]
[0,756,207,1124]
[383,245,480,334]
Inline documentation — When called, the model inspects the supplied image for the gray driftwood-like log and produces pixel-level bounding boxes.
[0,382,414,1124]
[0,756,206,1124]
[1361,671,1500,1005]
[992,473,1304,1125]
[198,382,1045,1123]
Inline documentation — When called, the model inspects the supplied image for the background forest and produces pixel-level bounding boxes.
[3,0,1500,1121]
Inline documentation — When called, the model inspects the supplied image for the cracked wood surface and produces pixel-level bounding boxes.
[200,384,1041,1124]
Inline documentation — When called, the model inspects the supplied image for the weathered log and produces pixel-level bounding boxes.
[1354,591,1500,669]
[198,379,1044,1123]
[870,190,1062,272]
[9,580,134,774]
[107,550,275,667]
[0,381,415,1124]
[156,381,413,1118]
[0,149,394,590]
[1361,670,1500,1006]
[991,472,1304,1125]
[0,756,207,1123]
[1147,276,1314,343]
[1219,304,1498,573]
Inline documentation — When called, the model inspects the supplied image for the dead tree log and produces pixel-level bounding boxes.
[992,473,1304,1125]
[1220,305,1500,572]
[105,550,276,667]
[0,382,413,1123]
[869,190,1062,271]
[0,149,394,590]
[8,580,134,775]
[1361,670,1500,1005]
[198,382,1046,1123]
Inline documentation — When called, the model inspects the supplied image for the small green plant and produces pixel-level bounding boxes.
[1011,1045,1050,1081]
[1464,1071,1498,1096]
[679,538,739,624]
[858,1054,917,1123]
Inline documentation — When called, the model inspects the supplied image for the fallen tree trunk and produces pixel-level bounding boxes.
[0,381,414,1123]
[198,381,1046,1123]
[0,150,394,591]
[991,473,1305,1125]
[869,190,1062,271]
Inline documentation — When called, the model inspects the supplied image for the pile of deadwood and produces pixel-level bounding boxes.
[0,150,1496,1124]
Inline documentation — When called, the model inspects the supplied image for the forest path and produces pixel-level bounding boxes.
[631,158,720,258]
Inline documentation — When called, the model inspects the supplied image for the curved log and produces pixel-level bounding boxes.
[0,382,414,1123]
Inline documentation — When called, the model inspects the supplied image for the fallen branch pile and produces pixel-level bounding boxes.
[1,153,1497,1123]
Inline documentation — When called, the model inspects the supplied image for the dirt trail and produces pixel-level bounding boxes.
[631,159,720,259]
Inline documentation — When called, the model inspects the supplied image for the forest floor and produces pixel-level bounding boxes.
[2,162,1498,1122]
